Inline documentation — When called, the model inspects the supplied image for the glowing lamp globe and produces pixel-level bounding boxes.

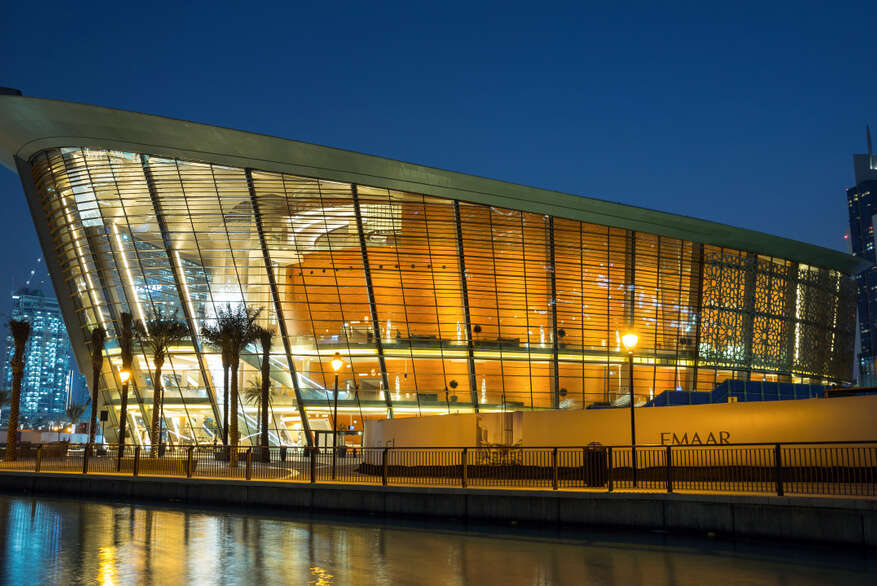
[621,332,639,352]
[331,352,344,373]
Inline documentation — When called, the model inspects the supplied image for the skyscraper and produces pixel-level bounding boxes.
[3,288,87,426]
[846,126,877,385]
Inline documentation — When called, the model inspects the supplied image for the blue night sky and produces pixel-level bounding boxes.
[0,1,874,303]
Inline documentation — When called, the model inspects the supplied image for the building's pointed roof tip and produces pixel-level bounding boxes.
[868,124,872,157]
[0,94,869,274]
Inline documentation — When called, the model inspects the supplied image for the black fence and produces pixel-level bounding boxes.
[0,441,874,497]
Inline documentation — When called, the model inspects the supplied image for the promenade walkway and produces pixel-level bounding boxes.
[1,441,875,499]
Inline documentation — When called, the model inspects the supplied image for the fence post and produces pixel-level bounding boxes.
[186,446,194,479]
[607,447,614,492]
[665,445,673,493]
[461,447,468,488]
[35,444,42,473]
[309,448,317,483]
[632,444,638,488]
[133,446,140,477]
[551,447,559,490]
[246,447,253,480]
[774,443,784,496]
[382,448,389,487]
[82,445,89,475]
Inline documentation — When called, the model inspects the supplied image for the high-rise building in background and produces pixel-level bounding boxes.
[2,288,87,426]
[846,126,877,386]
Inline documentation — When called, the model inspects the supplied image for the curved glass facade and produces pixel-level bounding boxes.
[28,147,856,446]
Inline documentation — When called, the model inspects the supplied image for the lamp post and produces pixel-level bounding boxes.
[621,331,639,488]
[331,352,344,480]
[117,368,131,471]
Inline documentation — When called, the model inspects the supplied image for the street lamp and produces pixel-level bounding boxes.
[117,368,132,471]
[621,331,639,487]
[331,352,343,480]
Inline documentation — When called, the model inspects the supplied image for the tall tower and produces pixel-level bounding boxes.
[846,126,877,385]
[2,288,87,426]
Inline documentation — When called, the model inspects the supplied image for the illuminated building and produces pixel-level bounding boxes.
[846,126,877,385]
[0,93,862,446]
[3,288,87,425]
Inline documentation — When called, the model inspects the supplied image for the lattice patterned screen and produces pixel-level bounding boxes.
[699,250,856,381]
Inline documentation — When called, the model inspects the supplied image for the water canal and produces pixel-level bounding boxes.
[0,493,873,584]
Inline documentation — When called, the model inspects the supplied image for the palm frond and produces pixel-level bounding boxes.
[8,319,31,357]
[90,326,107,360]
[253,324,274,350]
[243,377,263,406]
[202,303,264,357]
[243,376,275,406]
[65,402,88,424]
[135,307,190,363]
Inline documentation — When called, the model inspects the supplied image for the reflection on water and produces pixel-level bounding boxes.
[0,493,874,585]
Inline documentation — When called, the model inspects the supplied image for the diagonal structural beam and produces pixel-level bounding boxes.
[548,216,560,409]
[689,243,705,391]
[246,168,314,446]
[140,154,223,431]
[351,185,394,417]
[453,201,480,411]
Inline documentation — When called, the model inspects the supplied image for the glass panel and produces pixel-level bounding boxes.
[28,146,858,449]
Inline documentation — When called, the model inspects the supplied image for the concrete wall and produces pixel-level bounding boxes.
[0,430,90,444]
[2,471,875,546]
[365,395,877,447]
[365,413,479,447]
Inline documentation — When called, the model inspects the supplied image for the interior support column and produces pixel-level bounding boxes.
[246,169,313,446]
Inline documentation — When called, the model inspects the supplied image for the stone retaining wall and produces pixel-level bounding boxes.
[1,471,874,546]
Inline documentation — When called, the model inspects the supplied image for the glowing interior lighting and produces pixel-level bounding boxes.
[173,249,199,335]
[59,192,108,331]
[112,223,148,328]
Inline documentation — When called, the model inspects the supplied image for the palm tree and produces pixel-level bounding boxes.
[201,308,235,446]
[117,312,134,456]
[243,375,276,458]
[243,377,264,422]
[136,309,189,457]
[254,325,274,456]
[87,327,107,452]
[5,319,31,461]
[226,305,261,465]
[65,402,88,436]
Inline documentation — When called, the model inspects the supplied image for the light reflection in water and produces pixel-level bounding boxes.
[0,494,874,585]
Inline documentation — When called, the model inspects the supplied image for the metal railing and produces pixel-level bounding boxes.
[0,441,874,497]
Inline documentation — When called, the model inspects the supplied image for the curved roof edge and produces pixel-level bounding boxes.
[0,95,866,274]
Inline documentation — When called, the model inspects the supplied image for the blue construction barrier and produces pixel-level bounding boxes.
[645,379,826,407]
